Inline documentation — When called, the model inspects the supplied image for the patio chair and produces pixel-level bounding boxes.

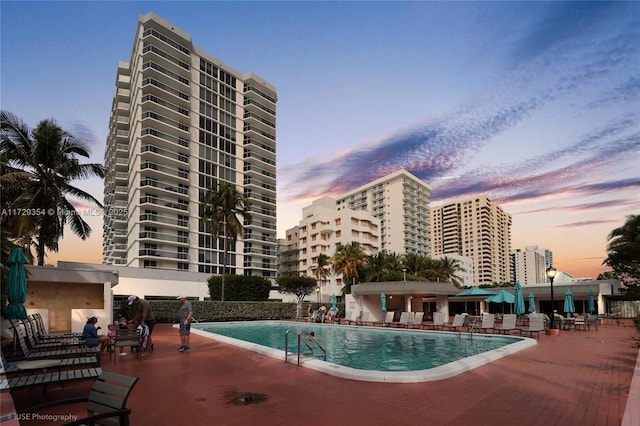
[345,310,361,325]
[111,328,142,364]
[573,315,587,331]
[478,313,495,334]
[494,314,518,335]
[17,371,138,426]
[21,318,84,347]
[409,312,425,329]
[585,314,599,331]
[424,312,445,330]
[442,314,469,332]
[520,316,545,338]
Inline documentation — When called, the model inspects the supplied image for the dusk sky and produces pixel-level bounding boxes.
[2,1,638,279]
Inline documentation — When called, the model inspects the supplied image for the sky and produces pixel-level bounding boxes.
[1,1,638,279]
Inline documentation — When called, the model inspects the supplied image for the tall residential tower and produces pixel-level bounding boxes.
[103,13,277,279]
[335,170,432,255]
[430,194,512,286]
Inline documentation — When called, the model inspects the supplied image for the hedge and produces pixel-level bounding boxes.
[118,301,346,324]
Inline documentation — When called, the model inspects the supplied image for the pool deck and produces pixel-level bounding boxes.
[5,320,640,426]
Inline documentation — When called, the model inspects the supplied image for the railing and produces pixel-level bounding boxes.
[283,329,327,369]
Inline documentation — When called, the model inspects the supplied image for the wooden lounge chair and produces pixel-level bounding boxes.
[424,312,445,330]
[409,312,425,329]
[520,316,545,338]
[442,314,469,332]
[18,371,138,425]
[478,313,495,334]
[494,314,518,334]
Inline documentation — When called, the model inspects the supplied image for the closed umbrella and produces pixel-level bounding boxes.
[528,292,536,313]
[331,293,337,311]
[380,292,387,312]
[587,290,595,314]
[3,248,28,319]
[514,282,526,315]
[564,288,575,315]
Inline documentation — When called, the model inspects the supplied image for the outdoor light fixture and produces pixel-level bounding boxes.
[546,266,558,329]
[316,286,320,304]
[402,268,407,282]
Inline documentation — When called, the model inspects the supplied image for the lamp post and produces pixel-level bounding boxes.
[316,286,320,304]
[402,268,407,282]
[546,266,557,329]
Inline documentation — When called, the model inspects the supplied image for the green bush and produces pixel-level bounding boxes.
[207,275,271,301]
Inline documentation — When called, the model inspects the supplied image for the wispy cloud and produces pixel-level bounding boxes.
[553,219,620,229]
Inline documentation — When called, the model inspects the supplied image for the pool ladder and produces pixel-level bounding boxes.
[283,329,326,369]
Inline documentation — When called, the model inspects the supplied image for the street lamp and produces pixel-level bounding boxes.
[546,266,557,329]
[316,286,320,304]
[402,268,407,282]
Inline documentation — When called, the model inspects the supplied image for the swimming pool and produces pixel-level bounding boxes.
[190,321,536,383]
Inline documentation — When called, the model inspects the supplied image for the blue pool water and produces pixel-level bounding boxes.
[192,321,535,382]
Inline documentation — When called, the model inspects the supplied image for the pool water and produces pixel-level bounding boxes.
[192,321,535,383]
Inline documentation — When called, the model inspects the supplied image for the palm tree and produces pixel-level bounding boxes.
[437,256,465,288]
[311,252,332,290]
[0,111,105,265]
[332,242,366,295]
[603,214,640,287]
[402,252,430,278]
[201,181,252,301]
[364,252,388,282]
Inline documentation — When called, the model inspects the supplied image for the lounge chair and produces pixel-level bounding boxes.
[424,312,445,330]
[393,312,414,328]
[442,314,469,332]
[478,313,495,334]
[18,318,84,348]
[409,312,425,329]
[494,314,518,335]
[345,310,359,325]
[520,316,545,338]
[370,311,394,327]
[12,328,99,361]
[17,371,138,425]
[29,314,81,340]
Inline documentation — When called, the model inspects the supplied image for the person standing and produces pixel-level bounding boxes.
[128,295,156,354]
[177,295,193,352]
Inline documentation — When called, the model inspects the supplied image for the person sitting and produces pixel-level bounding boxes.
[82,316,110,352]
[318,305,327,323]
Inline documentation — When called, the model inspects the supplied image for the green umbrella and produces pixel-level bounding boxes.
[564,288,575,315]
[587,290,595,314]
[331,293,338,311]
[380,292,387,312]
[456,287,496,315]
[485,290,515,314]
[3,248,28,319]
[514,282,526,315]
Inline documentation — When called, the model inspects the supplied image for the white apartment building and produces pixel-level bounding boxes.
[511,245,549,285]
[284,196,380,301]
[103,13,277,280]
[430,194,512,286]
[335,169,432,255]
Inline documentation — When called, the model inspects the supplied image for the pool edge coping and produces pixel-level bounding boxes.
[185,321,538,383]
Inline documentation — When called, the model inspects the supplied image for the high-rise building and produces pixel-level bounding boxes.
[103,13,277,279]
[511,245,548,286]
[283,196,380,300]
[430,194,512,286]
[335,169,431,255]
